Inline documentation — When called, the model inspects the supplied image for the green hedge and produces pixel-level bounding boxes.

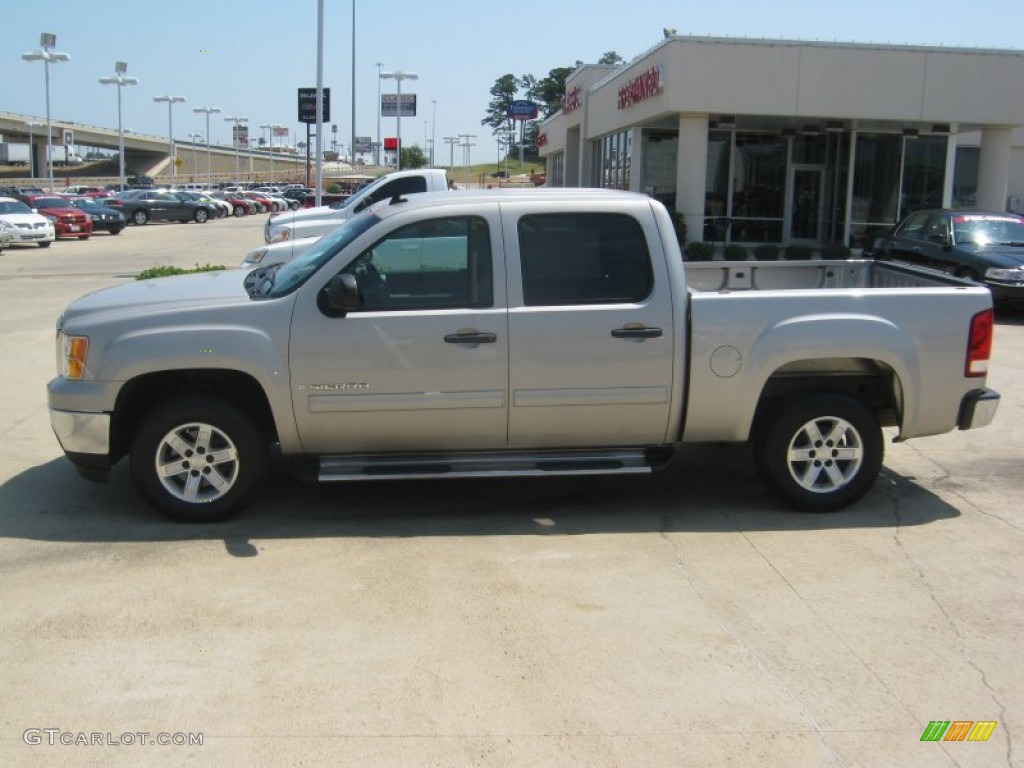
[137,264,227,280]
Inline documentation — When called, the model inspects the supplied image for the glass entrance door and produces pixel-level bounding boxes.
[788,166,825,242]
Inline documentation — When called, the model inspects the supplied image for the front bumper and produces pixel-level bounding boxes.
[958,388,1000,430]
[10,227,55,244]
[50,408,112,481]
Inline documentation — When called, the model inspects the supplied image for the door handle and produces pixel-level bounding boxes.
[444,332,497,344]
[611,327,663,340]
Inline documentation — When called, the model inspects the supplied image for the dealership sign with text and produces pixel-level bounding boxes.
[561,86,581,115]
[618,65,664,109]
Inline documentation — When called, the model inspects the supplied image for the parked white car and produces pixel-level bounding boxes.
[241,235,321,268]
[0,197,56,248]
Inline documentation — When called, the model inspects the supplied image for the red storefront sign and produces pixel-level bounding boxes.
[561,86,581,115]
[617,65,664,109]
[536,133,548,148]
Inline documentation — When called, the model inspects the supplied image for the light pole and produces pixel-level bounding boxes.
[187,132,202,179]
[22,33,70,192]
[224,116,248,180]
[153,95,185,181]
[24,121,42,180]
[375,62,383,167]
[260,123,274,183]
[379,70,418,171]
[431,100,437,167]
[459,133,476,188]
[192,106,221,185]
[99,62,139,192]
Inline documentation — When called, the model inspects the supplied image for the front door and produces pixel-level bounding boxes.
[289,211,509,455]
[788,166,825,243]
[503,206,676,448]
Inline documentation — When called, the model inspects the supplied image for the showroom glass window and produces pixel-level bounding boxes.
[548,152,565,187]
[901,135,947,215]
[730,133,786,243]
[953,147,979,208]
[594,130,632,190]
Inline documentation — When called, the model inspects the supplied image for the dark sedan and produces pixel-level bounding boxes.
[116,191,215,226]
[69,197,126,235]
[872,209,1024,300]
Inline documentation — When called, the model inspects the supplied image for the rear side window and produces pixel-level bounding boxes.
[518,213,653,305]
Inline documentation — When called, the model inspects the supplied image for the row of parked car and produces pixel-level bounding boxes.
[0,182,315,249]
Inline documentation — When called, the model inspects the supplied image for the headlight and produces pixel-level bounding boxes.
[985,267,1024,283]
[45,215,57,223]
[244,247,267,265]
[57,331,89,380]
[267,228,290,244]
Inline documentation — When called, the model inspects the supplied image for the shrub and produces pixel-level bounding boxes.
[752,244,780,260]
[820,242,852,260]
[326,183,342,194]
[784,244,814,260]
[137,264,227,280]
[684,241,715,261]
[723,243,748,260]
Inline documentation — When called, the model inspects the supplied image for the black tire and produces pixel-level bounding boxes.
[755,394,883,512]
[109,226,124,235]
[132,209,149,226]
[130,397,266,522]
[38,240,52,248]
[234,205,245,217]
[194,208,209,224]
[289,200,301,211]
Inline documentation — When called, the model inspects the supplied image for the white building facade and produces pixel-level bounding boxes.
[537,37,1024,250]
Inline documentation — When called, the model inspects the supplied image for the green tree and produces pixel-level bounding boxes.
[598,51,625,66]
[401,144,428,169]
[481,74,519,134]
[535,66,575,118]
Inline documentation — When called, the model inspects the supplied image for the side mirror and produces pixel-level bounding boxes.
[324,273,362,313]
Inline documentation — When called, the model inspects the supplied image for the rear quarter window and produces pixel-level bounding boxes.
[517,213,653,305]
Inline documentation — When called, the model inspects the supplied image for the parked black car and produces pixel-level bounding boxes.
[116,191,215,225]
[870,209,1024,301]
[69,197,126,234]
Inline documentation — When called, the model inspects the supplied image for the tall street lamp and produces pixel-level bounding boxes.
[187,132,202,179]
[22,33,70,192]
[431,100,437,167]
[379,69,418,171]
[24,121,42,180]
[192,106,221,185]
[459,133,476,187]
[99,61,139,192]
[260,123,273,182]
[375,62,384,167]
[224,116,248,180]
[153,95,185,181]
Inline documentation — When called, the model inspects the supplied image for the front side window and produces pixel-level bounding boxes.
[896,212,930,240]
[342,216,492,311]
[518,213,652,306]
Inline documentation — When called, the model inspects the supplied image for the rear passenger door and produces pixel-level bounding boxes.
[503,204,676,448]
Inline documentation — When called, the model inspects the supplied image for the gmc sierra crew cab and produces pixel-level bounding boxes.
[48,190,1000,522]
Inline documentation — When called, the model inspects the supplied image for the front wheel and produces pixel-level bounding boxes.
[755,394,883,512]
[130,397,266,522]
[38,240,52,248]
[194,208,209,224]
[234,205,245,217]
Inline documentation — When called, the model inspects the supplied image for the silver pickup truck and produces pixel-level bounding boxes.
[48,190,1000,522]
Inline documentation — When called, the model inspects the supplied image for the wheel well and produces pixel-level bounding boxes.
[111,370,278,460]
[753,358,901,435]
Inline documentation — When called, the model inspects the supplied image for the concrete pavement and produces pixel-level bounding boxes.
[0,217,1021,767]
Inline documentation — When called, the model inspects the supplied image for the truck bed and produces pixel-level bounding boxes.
[685,258,970,293]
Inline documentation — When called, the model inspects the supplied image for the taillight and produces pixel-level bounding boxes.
[965,309,993,377]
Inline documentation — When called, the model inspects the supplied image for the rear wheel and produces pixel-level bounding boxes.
[755,394,883,512]
[132,209,149,225]
[130,397,266,522]
[234,205,245,217]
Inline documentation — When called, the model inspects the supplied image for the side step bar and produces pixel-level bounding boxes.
[317,448,666,482]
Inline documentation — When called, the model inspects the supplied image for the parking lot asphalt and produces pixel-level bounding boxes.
[0,216,1021,767]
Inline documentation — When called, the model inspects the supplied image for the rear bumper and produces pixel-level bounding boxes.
[958,388,1000,430]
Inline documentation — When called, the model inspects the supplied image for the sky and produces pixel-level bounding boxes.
[2,0,1023,164]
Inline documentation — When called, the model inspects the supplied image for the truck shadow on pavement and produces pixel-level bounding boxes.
[0,444,959,556]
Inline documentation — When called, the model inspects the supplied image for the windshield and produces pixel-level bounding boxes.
[34,197,72,208]
[953,214,1024,247]
[0,200,32,214]
[258,212,381,298]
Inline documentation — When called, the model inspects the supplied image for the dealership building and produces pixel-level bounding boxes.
[536,36,1024,250]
